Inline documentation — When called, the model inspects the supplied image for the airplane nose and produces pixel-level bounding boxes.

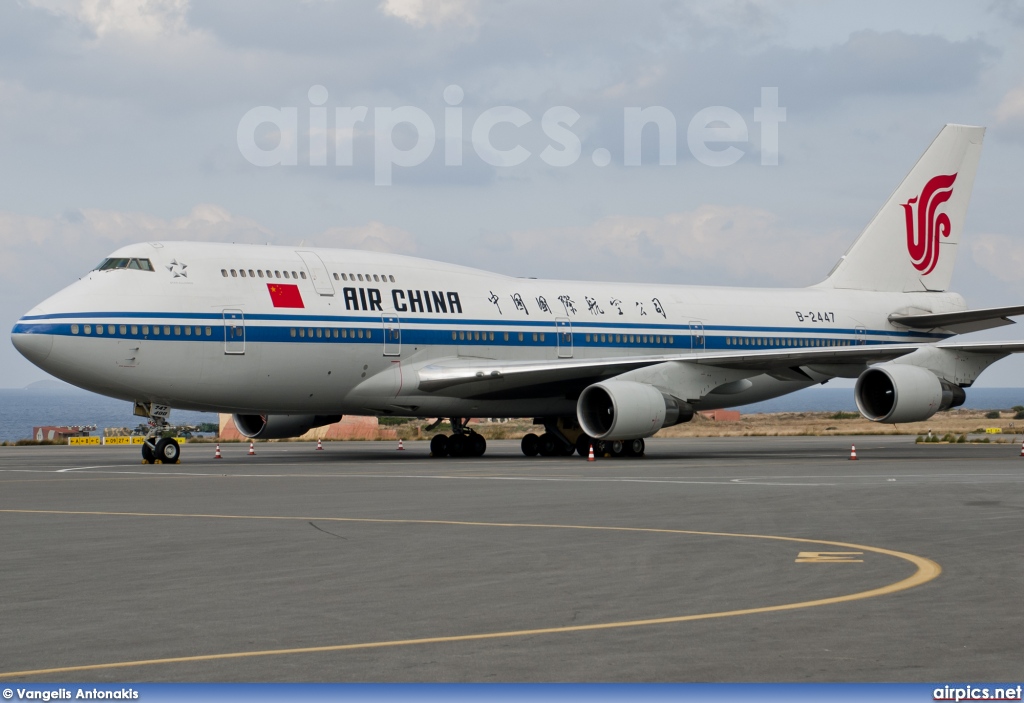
[11,331,54,366]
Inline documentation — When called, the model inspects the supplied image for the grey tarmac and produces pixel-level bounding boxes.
[0,436,1021,682]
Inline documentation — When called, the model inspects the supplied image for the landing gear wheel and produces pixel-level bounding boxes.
[469,433,487,457]
[521,433,539,457]
[447,433,467,458]
[154,438,180,464]
[594,440,608,457]
[141,442,155,464]
[430,434,449,458]
[609,440,625,458]
[559,441,575,456]
[624,438,645,457]
[538,432,558,457]
[574,434,593,457]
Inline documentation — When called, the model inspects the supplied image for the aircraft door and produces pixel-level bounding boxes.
[689,321,705,351]
[223,309,245,355]
[296,251,335,296]
[856,325,867,345]
[383,315,401,357]
[556,317,573,358]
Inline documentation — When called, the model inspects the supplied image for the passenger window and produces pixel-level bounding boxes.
[240,270,247,278]
[205,327,212,336]
[333,329,338,338]
[504,332,509,341]
[292,271,299,279]
[221,270,228,277]
[84,325,92,334]
[452,331,457,340]
[333,273,339,280]
[342,273,348,281]
[357,329,364,338]
[357,274,364,281]
[459,331,465,340]
[95,325,103,335]
[373,275,379,282]
[131,325,138,335]
[231,269,237,277]
[283,271,289,279]
[532,333,538,342]
[389,275,395,282]
[317,328,323,338]
[257,270,264,278]
[71,324,79,334]
[300,272,306,279]
[108,325,115,335]
[174,326,181,336]
[518,333,524,341]
[274,271,281,278]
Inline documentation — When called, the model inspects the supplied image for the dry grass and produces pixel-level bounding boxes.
[654,407,1024,440]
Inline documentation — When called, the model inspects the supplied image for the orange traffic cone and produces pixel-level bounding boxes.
[397,439,405,451]
[248,441,256,456]
[316,438,323,451]
[214,444,222,459]
[849,445,858,461]
[588,444,595,462]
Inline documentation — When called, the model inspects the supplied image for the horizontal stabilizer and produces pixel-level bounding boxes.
[889,305,1024,333]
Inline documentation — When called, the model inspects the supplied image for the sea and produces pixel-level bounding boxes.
[3,382,1024,443]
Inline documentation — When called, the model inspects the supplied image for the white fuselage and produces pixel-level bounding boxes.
[12,241,959,418]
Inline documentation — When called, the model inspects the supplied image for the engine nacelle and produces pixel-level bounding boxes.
[233,414,342,440]
[577,380,692,440]
[855,365,965,424]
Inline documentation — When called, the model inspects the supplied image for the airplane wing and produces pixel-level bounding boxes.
[415,341,1024,396]
[415,343,925,393]
[889,305,1024,333]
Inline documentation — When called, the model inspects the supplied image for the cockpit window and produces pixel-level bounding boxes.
[94,258,154,272]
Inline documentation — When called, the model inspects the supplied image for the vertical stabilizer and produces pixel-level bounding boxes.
[819,124,984,292]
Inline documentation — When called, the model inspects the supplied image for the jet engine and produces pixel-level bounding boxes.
[577,380,692,440]
[233,414,342,440]
[854,365,965,424]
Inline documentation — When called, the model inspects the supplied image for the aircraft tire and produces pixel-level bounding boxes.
[624,438,645,457]
[538,432,558,457]
[155,438,180,464]
[141,442,155,464]
[609,440,625,458]
[429,434,449,458]
[447,433,467,458]
[469,433,487,457]
[521,433,540,457]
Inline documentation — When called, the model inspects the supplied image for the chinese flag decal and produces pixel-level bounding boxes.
[267,283,304,308]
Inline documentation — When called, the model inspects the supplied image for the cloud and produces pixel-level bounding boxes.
[970,233,1024,291]
[379,0,480,29]
[316,221,418,253]
[469,204,848,286]
[27,0,189,37]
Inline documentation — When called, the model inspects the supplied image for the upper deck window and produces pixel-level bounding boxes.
[94,258,154,272]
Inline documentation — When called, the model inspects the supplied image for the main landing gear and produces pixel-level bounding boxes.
[429,417,487,458]
[521,418,646,459]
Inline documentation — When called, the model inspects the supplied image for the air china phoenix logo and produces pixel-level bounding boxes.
[903,173,957,275]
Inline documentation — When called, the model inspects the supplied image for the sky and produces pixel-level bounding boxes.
[3,0,1024,388]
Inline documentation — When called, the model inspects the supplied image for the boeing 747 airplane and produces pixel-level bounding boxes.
[12,124,1024,464]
